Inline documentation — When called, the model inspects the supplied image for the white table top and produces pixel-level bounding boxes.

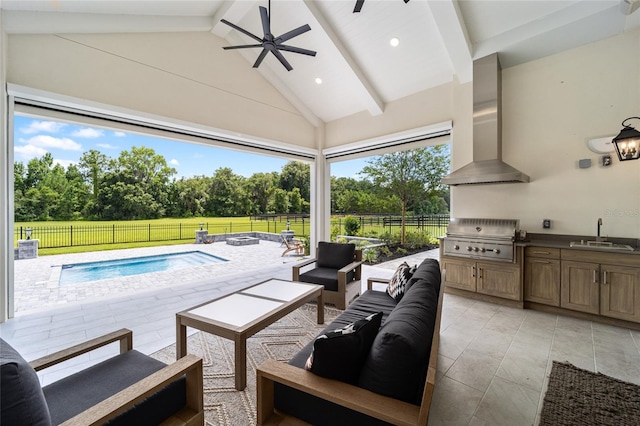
[187,293,283,327]
[241,279,319,302]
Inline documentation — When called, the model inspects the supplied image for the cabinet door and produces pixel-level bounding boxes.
[524,258,560,306]
[600,264,640,323]
[561,261,599,314]
[441,258,476,292]
[477,262,521,301]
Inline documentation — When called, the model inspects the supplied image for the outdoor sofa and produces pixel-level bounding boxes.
[257,257,443,425]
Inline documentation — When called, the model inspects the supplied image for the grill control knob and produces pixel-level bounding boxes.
[495,249,501,255]
[453,245,460,250]
[480,248,486,253]
[473,247,479,252]
[466,246,473,251]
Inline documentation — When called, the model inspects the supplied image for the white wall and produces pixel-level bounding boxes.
[324,82,455,148]
[451,29,640,239]
[7,32,317,148]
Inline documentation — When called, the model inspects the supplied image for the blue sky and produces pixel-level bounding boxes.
[13,115,367,179]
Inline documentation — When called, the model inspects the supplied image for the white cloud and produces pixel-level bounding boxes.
[53,158,77,169]
[170,159,180,166]
[113,131,126,137]
[23,135,82,151]
[20,120,67,134]
[97,143,118,149]
[72,128,104,138]
[14,144,48,159]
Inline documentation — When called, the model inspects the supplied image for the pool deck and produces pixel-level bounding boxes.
[3,240,438,385]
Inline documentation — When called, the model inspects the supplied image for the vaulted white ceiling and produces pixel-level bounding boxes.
[2,0,639,126]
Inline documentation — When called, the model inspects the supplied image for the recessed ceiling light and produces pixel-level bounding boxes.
[390,37,400,47]
[315,78,323,85]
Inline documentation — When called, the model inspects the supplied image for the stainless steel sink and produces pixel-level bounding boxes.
[569,241,635,251]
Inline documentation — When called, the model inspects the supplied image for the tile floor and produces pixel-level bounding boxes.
[2,245,640,425]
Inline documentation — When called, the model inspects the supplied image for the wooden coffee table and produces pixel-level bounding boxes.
[176,279,324,390]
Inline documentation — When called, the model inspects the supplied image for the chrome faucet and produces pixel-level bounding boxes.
[596,218,603,242]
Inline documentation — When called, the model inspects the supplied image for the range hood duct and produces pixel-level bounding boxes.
[442,53,530,186]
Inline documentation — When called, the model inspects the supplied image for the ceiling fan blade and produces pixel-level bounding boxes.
[353,0,365,13]
[276,24,312,44]
[278,45,317,57]
[220,19,263,43]
[259,6,272,38]
[223,44,264,50]
[253,48,269,69]
[271,49,293,72]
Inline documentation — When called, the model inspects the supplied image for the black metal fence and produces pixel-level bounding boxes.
[14,214,449,249]
[14,219,310,249]
[331,214,450,237]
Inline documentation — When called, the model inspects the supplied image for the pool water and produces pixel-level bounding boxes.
[59,251,227,285]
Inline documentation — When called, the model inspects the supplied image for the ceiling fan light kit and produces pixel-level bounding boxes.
[221,1,316,71]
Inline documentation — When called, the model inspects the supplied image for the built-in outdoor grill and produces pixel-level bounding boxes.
[443,218,519,263]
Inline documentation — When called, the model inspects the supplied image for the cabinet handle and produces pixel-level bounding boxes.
[472,266,476,278]
[593,270,598,284]
[533,260,550,264]
[479,268,483,279]
[533,251,550,255]
[603,271,608,285]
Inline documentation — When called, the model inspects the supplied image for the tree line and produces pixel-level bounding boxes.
[14,145,450,222]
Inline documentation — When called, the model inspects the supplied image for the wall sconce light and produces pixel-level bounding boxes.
[25,227,32,240]
[199,222,204,231]
[612,117,640,161]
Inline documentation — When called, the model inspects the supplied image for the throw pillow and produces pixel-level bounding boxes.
[386,262,417,302]
[305,312,383,384]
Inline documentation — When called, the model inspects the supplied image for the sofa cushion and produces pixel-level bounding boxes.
[1,338,52,426]
[358,259,441,405]
[406,258,442,294]
[305,312,382,384]
[299,267,355,292]
[386,261,417,302]
[316,242,356,269]
[43,350,185,426]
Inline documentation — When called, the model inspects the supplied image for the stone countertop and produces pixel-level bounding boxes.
[516,233,640,254]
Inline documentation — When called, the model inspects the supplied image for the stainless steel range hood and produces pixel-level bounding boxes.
[442,53,529,186]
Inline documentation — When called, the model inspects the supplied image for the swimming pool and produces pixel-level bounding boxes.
[59,251,227,285]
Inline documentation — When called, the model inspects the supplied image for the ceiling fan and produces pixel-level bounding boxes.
[354,0,410,13]
[220,0,316,72]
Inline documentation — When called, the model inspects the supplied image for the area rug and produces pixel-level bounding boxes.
[539,361,640,426]
[151,304,340,426]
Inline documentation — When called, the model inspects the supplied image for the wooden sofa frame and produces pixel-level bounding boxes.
[29,328,204,426]
[292,248,363,310]
[256,272,444,426]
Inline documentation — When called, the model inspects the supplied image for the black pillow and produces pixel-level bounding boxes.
[386,261,417,302]
[1,338,52,426]
[316,242,356,270]
[305,312,382,384]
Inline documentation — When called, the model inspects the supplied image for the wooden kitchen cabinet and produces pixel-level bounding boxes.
[441,257,476,292]
[600,264,640,322]
[477,262,521,301]
[560,250,640,323]
[524,247,561,306]
[441,257,521,301]
[561,260,600,315]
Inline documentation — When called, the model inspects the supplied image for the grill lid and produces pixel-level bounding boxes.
[446,218,519,240]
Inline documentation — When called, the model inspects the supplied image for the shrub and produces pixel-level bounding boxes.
[404,230,433,249]
[362,247,378,263]
[379,245,393,257]
[343,215,361,236]
[330,224,341,241]
[395,247,408,255]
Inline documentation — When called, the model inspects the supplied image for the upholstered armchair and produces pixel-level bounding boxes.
[1,328,203,426]
[293,241,363,310]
